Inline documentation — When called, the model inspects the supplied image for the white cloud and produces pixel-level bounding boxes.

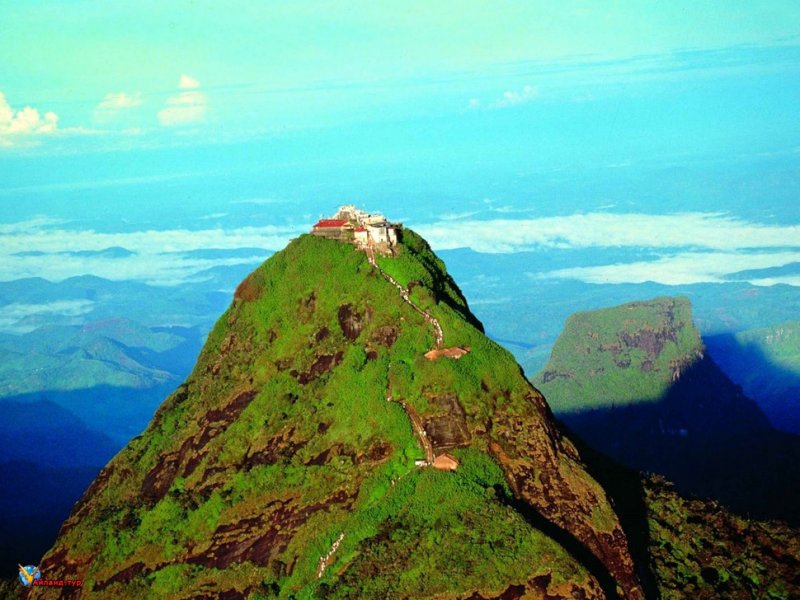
[158,75,207,126]
[97,92,143,110]
[468,85,540,111]
[415,212,800,254]
[750,276,800,287]
[179,75,200,90]
[0,91,59,146]
[94,92,144,127]
[0,300,95,333]
[0,216,66,234]
[0,219,305,285]
[493,84,539,108]
[3,212,798,289]
[414,212,800,287]
[536,251,800,286]
[437,211,479,221]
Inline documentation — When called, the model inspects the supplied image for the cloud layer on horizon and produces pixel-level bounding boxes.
[0,299,95,333]
[0,219,302,285]
[0,211,798,289]
[415,212,800,286]
[536,250,800,286]
[416,212,800,253]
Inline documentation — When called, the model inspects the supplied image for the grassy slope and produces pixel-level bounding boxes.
[740,321,800,370]
[36,233,601,599]
[20,233,800,599]
[533,297,702,412]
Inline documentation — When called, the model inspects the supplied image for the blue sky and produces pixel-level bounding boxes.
[1,2,799,291]
[2,1,800,148]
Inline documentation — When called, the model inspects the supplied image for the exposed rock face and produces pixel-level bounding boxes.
[486,390,642,600]
[337,303,369,341]
[423,393,471,450]
[534,296,800,525]
[424,346,470,360]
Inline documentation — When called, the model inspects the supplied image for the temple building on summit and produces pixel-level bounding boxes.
[311,205,400,253]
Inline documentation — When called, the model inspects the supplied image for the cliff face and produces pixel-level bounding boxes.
[34,230,643,599]
[533,296,800,524]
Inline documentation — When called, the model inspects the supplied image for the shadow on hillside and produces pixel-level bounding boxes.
[396,228,486,334]
[556,357,800,526]
[0,462,103,578]
[564,437,660,600]
[1,382,176,444]
[494,484,624,600]
[704,332,800,434]
[0,383,176,578]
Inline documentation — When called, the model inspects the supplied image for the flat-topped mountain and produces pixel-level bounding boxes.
[533,296,800,523]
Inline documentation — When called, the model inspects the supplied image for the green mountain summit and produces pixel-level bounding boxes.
[28,229,800,599]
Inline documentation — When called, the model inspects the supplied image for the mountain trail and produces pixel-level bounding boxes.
[316,532,345,578]
[366,246,442,467]
[365,247,443,349]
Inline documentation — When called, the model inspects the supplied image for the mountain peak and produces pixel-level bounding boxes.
[33,228,645,599]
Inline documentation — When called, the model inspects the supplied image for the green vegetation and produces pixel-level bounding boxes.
[533,297,703,412]
[316,450,590,599]
[644,476,800,600]
[37,232,608,599]
[739,321,800,371]
[0,319,185,396]
[33,232,800,599]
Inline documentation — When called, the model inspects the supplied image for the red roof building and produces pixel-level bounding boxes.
[313,219,349,228]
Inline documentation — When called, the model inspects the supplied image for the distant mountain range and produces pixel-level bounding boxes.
[0,269,267,577]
